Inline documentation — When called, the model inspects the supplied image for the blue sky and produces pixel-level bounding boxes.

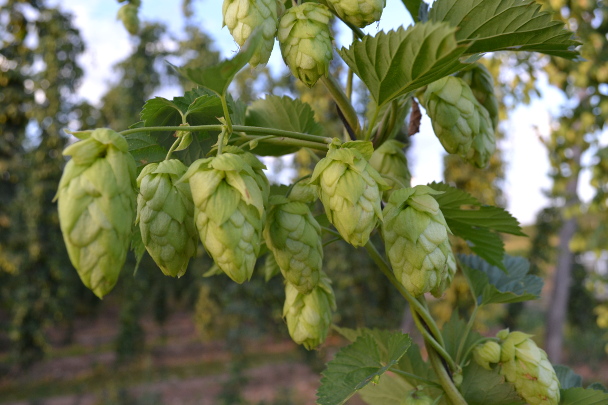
[51,0,596,225]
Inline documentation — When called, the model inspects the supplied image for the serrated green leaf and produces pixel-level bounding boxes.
[460,362,524,405]
[184,95,225,122]
[400,0,424,22]
[560,387,608,404]
[172,29,263,96]
[553,365,583,389]
[141,97,183,127]
[395,342,436,386]
[244,95,325,156]
[332,325,363,343]
[358,372,413,405]
[587,383,608,393]
[339,22,469,107]
[441,312,482,361]
[459,254,543,305]
[125,132,168,167]
[429,0,580,59]
[428,182,525,270]
[317,331,412,405]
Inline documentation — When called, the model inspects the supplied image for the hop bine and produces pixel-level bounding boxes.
[382,185,456,297]
[264,195,323,294]
[180,153,265,284]
[56,128,136,298]
[278,2,333,87]
[327,0,385,28]
[310,140,387,247]
[283,273,336,350]
[419,76,495,168]
[137,159,198,278]
[222,0,279,66]
[369,139,411,201]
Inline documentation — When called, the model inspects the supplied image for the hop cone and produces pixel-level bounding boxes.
[222,145,270,205]
[401,389,433,405]
[382,185,456,297]
[117,3,139,35]
[222,0,278,66]
[310,140,387,247]
[369,139,411,200]
[137,159,198,278]
[56,129,136,298]
[283,273,336,350]
[456,63,499,129]
[327,0,385,28]
[278,3,333,87]
[468,103,495,168]
[264,195,323,294]
[181,153,265,283]
[498,329,561,405]
[472,340,502,370]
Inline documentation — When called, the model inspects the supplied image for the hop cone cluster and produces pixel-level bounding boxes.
[56,129,136,298]
[278,3,333,87]
[222,0,278,66]
[283,273,336,350]
[310,141,387,247]
[181,153,266,283]
[327,0,385,28]
[420,76,495,168]
[264,195,323,294]
[369,139,411,200]
[137,159,197,278]
[117,3,139,35]
[382,185,456,297]
[498,330,561,405]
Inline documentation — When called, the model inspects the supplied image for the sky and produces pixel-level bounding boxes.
[50,0,598,225]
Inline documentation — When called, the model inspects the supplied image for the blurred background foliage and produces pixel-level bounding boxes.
[1,0,607,403]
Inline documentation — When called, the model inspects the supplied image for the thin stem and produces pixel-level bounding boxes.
[427,343,467,405]
[220,94,233,135]
[323,237,342,247]
[389,368,442,388]
[239,135,275,151]
[364,106,380,141]
[321,75,360,137]
[120,125,333,145]
[346,67,354,101]
[416,297,445,348]
[218,127,226,155]
[165,136,182,160]
[410,309,457,372]
[236,135,329,151]
[456,304,479,364]
[285,174,312,197]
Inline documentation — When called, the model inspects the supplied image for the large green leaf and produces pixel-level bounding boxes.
[429,0,580,59]
[459,254,543,305]
[339,21,469,107]
[460,362,524,405]
[172,29,263,96]
[400,0,424,22]
[357,373,413,405]
[560,388,608,404]
[317,331,411,405]
[125,131,168,167]
[553,365,583,390]
[244,95,325,156]
[428,182,525,270]
[140,97,183,127]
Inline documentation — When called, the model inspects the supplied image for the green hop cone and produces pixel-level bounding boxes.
[136,159,198,278]
[369,140,411,200]
[467,103,495,168]
[497,329,561,405]
[222,0,278,66]
[222,145,270,205]
[382,185,457,297]
[181,153,265,284]
[278,3,333,87]
[473,340,502,370]
[117,3,139,35]
[310,140,387,247]
[56,129,136,298]
[327,0,385,28]
[456,63,499,129]
[264,195,323,294]
[283,273,336,350]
